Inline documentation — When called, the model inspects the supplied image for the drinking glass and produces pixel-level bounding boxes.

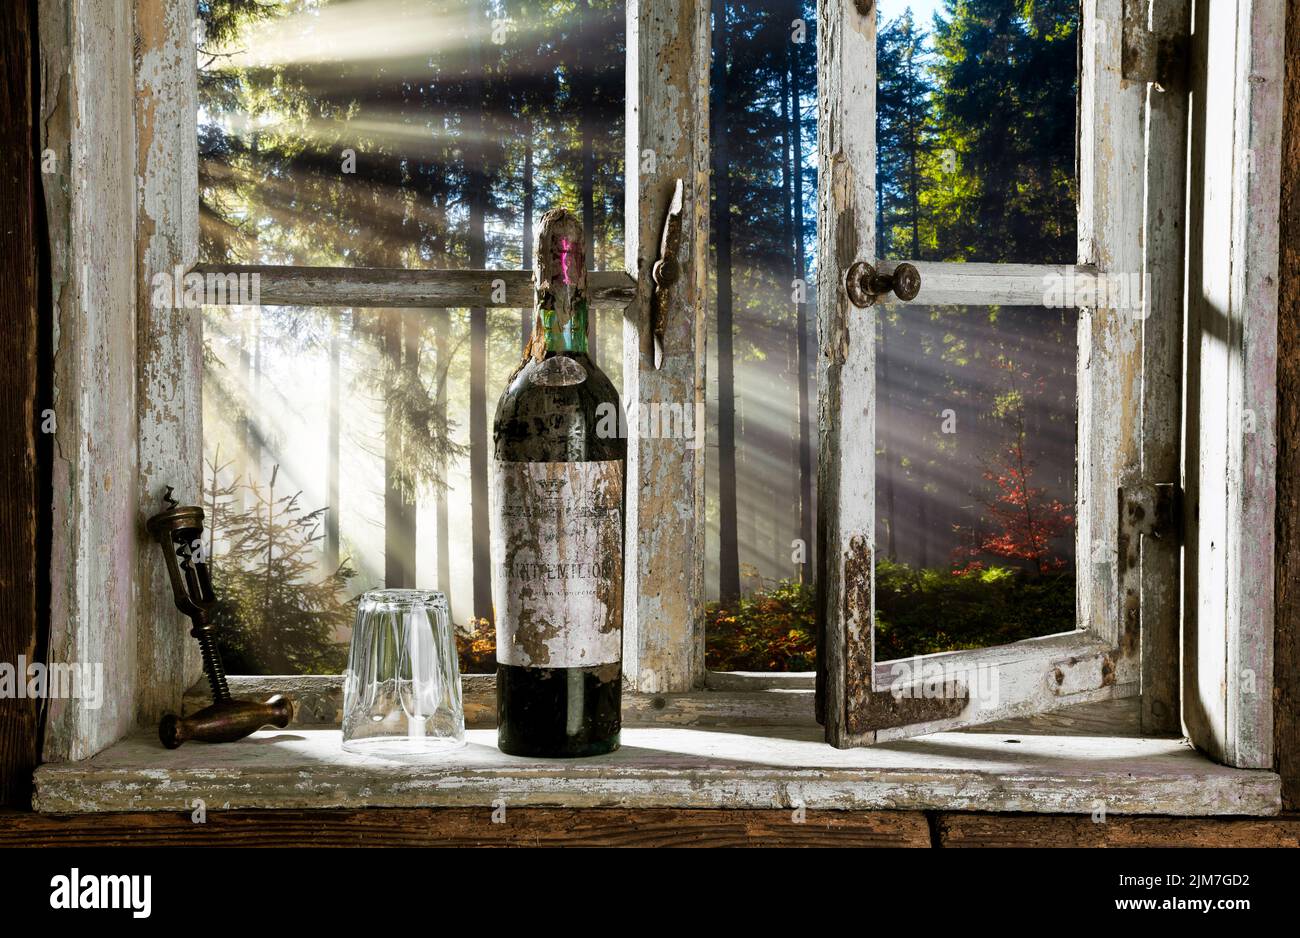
[343,589,465,755]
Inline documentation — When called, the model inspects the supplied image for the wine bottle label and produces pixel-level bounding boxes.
[491,460,623,669]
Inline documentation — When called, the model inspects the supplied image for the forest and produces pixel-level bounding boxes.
[196,0,1080,673]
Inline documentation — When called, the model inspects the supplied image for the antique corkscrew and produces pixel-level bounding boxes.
[147,488,292,748]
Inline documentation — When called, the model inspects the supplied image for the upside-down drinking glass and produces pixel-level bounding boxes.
[343,589,465,755]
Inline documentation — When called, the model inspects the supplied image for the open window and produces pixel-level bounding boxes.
[815,0,1190,746]
[30,0,1282,809]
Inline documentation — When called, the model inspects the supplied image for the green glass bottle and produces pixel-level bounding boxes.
[491,208,624,757]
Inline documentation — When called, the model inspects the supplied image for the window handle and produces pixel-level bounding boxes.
[650,178,685,369]
[845,261,921,307]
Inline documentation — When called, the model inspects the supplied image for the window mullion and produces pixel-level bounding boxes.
[189,264,638,310]
[620,0,710,693]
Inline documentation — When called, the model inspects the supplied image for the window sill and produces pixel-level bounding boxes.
[33,725,1280,816]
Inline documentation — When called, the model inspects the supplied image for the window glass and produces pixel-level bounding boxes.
[198,0,625,270]
[705,0,1080,670]
[201,302,623,675]
[875,302,1077,658]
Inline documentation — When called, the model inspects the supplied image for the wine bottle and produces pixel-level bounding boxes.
[491,208,625,757]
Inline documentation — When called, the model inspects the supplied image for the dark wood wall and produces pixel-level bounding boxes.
[0,0,43,810]
[1277,0,1300,813]
[0,1,1296,823]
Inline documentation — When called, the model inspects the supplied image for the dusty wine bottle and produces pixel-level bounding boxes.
[491,208,624,757]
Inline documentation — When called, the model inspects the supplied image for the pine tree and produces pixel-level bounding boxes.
[208,462,356,675]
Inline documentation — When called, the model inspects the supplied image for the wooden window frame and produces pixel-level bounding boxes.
[817,0,1177,745]
[184,0,712,697]
[817,0,1280,765]
[31,0,1283,797]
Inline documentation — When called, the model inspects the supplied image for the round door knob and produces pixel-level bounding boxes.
[844,261,922,307]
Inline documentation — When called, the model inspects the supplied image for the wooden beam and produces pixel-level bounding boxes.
[39,0,142,762]
[874,261,1104,308]
[1184,0,1283,769]
[0,0,42,809]
[6,807,1295,848]
[31,727,1280,815]
[0,808,931,848]
[936,813,1300,848]
[620,0,709,692]
[134,0,203,735]
[1136,0,1191,736]
[190,264,638,309]
[1077,0,1147,681]
[1276,0,1300,811]
[186,675,1143,736]
[815,0,880,747]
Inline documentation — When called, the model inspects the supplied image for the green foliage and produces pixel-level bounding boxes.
[706,578,816,672]
[206,459,356,675]
[874,558,1074,659]
[706,563,1074,671]
[921,0,1079,262]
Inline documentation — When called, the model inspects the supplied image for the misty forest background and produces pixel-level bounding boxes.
[196,0,1080,674]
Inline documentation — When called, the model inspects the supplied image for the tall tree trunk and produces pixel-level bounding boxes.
[789,20,813,584]
[399,310,421,580]
[326,311,341,570]
[906,40,926,568]
[879,317,897,560]
[251,306,263,484]
[780,48,801,576]
[580,0,597,363]
[382,309,412,588]
[236,308,252,510]
[521,133,534,350]
[468,1,492,623]
[433,313,451,596]
[712,0,740,602]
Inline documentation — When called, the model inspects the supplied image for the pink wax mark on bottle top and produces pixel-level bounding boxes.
[559,238,574,285]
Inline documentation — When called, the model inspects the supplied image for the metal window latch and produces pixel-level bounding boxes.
[650,178,684,370]
[1120,482,1181,546]
[844,261,921,308]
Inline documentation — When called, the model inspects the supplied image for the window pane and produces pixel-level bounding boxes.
[705,1,1080,671]
[197,0,625,271]
[875,302,1077,658]
[875,0,1079,264]
[705,1,819,672]
[202,304,624,675]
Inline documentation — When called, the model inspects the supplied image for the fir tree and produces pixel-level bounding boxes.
[207,461,356,675]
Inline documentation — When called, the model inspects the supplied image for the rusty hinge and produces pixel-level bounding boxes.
[1117,481,1181,662]
[1120,482,1181,547]
[1121,1,1191,93]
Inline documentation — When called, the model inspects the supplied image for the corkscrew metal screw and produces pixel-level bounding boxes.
[147,487,292,748]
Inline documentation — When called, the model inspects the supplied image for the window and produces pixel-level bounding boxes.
[37,0,1280,784]
[815,0,1180,745]
[197,0,632,674]
[704,1,1084,674]
[186,0,706,697]
[187,0,1235,749]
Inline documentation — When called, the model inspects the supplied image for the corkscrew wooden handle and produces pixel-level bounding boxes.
[159,695,293,749]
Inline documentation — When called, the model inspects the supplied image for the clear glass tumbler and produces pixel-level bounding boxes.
[343,589,465,755]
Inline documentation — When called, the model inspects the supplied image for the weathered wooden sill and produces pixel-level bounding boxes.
[33,725,1280,816]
